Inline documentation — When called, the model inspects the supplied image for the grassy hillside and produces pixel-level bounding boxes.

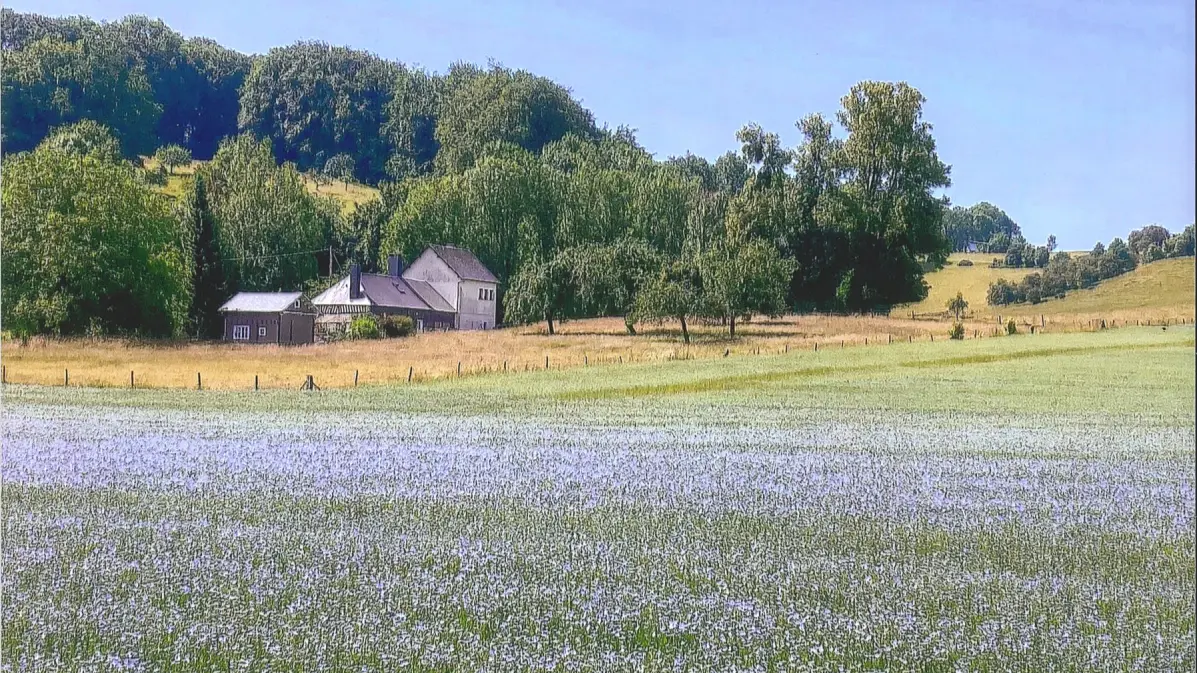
[906,252,1194,323]
[1001,256,1195,320]
[141,157,379,215]
[895,253,1034,318]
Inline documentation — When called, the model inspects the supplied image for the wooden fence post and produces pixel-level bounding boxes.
[1,365,5,384]
[197,372,201,390]
[65,369,69,387]
[814,342,818,352]
[130,371,134,388]
[584,355,588,366]
[457,362,461,377]
[255,375,259,391]
[408,366,413,383]
[908,335,912,343]
[354,370,359,386]
[504,361,507,372]
[545,356,549,370]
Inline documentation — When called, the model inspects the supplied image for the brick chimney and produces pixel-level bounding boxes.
[387,254,404,278]
[349,264,362,300]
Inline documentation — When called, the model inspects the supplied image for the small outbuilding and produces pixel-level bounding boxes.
[219,292,316,345]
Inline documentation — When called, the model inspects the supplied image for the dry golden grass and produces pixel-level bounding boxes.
[140,157,379,214]
[893,253,1034,318]
[2,314,1022,390]
[7,303,1193,390]
[301,176,379,215]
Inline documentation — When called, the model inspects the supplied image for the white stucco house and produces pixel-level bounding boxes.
[311,245,499,334]
[404,245,500,330]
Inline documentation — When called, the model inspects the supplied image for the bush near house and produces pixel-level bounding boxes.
[347,316,382,339]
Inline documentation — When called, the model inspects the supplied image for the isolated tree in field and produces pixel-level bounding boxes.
[946,291,969,321]
[699,238,794,338]
[324,153,356,189]
[1045,234,1057,254]
[502,253,575,335]
[565,239,663,334]
[154,143,191,174]
[631,258,704,343]
[308,167,332,192]
[1,139,189,337]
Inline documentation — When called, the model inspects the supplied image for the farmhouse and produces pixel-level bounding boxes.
[218,292,316,344]
[312,246,498,334]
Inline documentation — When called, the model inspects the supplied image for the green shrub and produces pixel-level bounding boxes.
[957,259,973,267]
[949,322,965,340]
[347,315,381,339]
[1006,319,1018,336]
[380,315,415,337]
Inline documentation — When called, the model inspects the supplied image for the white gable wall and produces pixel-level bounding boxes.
[458,279,498,330]
[402,250,459,312]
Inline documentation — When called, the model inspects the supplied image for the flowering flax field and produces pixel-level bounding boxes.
[3,328,1195,672]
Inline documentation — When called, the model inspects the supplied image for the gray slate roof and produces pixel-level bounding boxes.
[311,274,453,313]
[219,292,306,313]
[405,279,455,312]
[430,245,499,283]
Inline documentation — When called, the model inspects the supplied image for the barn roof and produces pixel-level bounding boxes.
[219,292,306,313]
[429,245,499,283]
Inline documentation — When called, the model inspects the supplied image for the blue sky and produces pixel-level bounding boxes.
[17,0,1195,248]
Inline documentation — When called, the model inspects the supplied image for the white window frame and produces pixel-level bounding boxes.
[232,325,250,340]
[258,326,268,337]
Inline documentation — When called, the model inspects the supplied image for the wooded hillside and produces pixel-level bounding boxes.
[3,10,1190,341]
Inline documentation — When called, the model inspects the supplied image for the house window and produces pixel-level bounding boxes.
[232,325,250,340]
[258,326,268,337]
[479,288,495,301]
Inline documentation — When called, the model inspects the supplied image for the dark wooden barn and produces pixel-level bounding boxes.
[218,292,316,345]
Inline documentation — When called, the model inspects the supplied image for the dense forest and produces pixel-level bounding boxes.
[3,10,1189,339]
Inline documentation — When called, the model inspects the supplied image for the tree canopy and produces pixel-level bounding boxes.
[1,132,189,337]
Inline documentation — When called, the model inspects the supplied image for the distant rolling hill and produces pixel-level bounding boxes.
[1000,256,1194,320]
[904,254,1194,322]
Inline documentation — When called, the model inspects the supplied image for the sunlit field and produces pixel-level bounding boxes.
[4,328,1194,671]
[141,156,379,214]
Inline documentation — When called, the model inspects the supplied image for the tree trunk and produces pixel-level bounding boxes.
[680,315,689,344]
[546,315,555,335]
[624,317,636,335]
[729,315,736,338]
